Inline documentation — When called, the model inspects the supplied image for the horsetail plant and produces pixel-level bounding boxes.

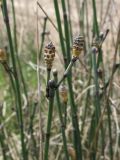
[44,79,56,160]
[89,40,105,158]
[37,15,48,160]
[44,35,85,159]
[44,42,56,97]
[53,69,69,160]
[53,5,83,158]
[1,0,27,159]
[0,1,119,159]
[44,42,56,71]
[57,35,85,87]
[11,0,28,103]
[44,42,56,160]
[57,35,84,160]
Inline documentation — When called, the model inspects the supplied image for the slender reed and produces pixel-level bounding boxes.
[53,0,67,67]
[61,0,71,62]
[11,0,28,101]
[44,80,55,160]
[57,57,77,87]
[53,2,83,158]
[28,102,38,159]
[90,47,104,158]
[1,1,27,159]
[81,76,91,134]
[56,55,83,160]
[66,0,73,44]
[53,70,69,160]
[44,42,56,160]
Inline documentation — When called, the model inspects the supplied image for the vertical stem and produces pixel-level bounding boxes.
[91,50,104,158]
[46,69,51,98]
[2,1,27,159]
[92,0,105,157]
[11,0,28,101]
[4,66,20,123]
[53,1,83,159]
[44,89,55,160]
[61,0,71,63]
[67,80,83,160]
[47,69,51,84]
[54,74,69,160]
[81,76,91,134]
[66,0,73,44]
[92,0,103,68]
[53,0,67,67]
[85,0,90,48]
[92,0,99,37]
[29,102,38,159]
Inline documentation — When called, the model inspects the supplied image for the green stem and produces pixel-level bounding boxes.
[92,0,99,37]
[53,1,83,159]
[66,0,73,44]
[53,0,67,67]
[61,0,71,63]
[11,0,28,101]
[91,49,104,158]
[29,102,38,159]
[56,57,83,159]
[67,80,83,160]
[85,0,90,48]
[46,69,51,98]
[92,0,104,68]
[2,1,27,159]
[3,64,20,123]
[57,57,77,87]
[47,69,51,84]
[54,74,69,160]
[81,76,91,134]
[44,82,55,160]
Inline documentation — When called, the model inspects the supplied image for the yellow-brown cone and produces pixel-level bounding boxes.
[59,84,68,103]
[72,35,85,58]
[0,49,7,63]
[68,147,76,160]
[44,42,55,69]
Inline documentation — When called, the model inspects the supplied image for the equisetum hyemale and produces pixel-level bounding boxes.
[72,35,85,58]
[44,42,56,70]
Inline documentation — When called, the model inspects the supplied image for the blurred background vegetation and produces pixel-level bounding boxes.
[0,0,120,160]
